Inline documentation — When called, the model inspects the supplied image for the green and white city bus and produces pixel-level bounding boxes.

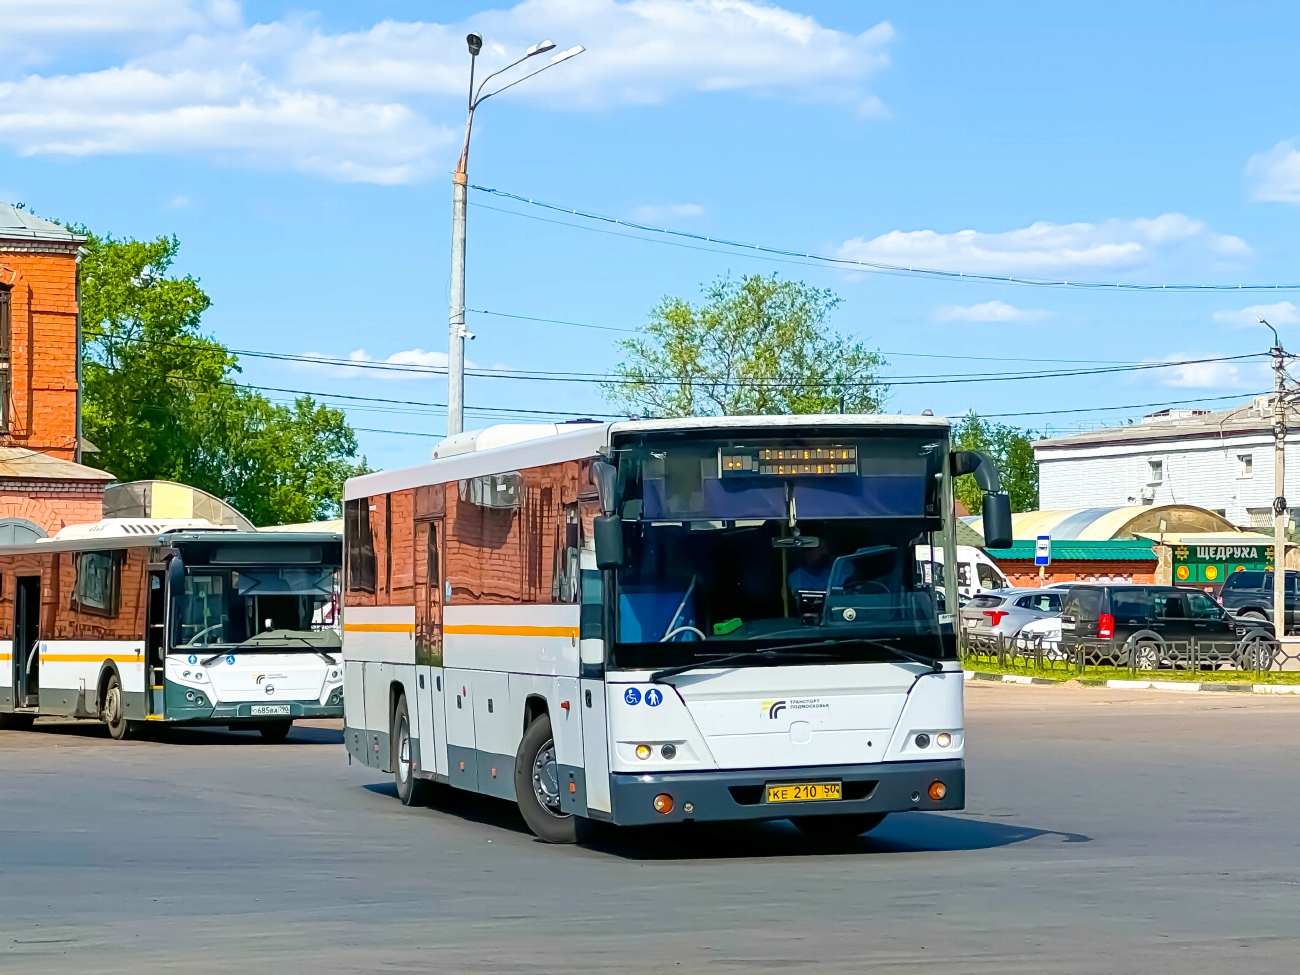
[0,519,343,740]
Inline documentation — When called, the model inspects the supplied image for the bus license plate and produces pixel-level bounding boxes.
[251,704,291,716]
[765,781,842,804]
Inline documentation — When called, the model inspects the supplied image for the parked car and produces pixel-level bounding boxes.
[960,587,1063,642]
[1016,614,1066,660]
[1060,584,1273,670]
[1218,569,1300,633]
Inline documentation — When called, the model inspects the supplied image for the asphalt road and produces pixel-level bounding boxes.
[2,685,1300,974]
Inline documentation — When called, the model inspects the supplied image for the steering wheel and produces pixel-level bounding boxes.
[842,580,891,596]
[661,625,706,642]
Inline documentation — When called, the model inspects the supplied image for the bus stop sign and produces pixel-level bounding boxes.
[1035,535,1051,567]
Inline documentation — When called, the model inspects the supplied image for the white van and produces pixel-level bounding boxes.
[917,543,1009,598]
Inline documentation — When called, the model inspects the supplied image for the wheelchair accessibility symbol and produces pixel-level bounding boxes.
[624,687,641,705]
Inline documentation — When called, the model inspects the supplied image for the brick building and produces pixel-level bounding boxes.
[0,203,113,538]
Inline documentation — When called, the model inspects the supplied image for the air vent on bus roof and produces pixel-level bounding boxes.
[51,518,223,541]
[431,422,600,460]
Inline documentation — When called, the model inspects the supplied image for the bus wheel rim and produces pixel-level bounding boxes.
[397,719,411,784]
[532,739,566,817]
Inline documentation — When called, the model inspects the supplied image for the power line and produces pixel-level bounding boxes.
[472,184,1300,293]
[982,391,1264,419]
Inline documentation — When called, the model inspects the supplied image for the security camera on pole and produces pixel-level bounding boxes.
[446,33,585,436]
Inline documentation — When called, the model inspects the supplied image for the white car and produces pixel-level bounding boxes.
[1016,615,1065,660]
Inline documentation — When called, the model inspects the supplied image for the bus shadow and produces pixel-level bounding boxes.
[583,813,1090,861]
[359,780,1090,858]
[11,719,343,747]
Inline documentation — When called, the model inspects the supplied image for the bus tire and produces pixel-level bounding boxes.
[258,720,294,742]
[0,712,35,730]
[513,712,591,844]
[791,813,887,841]
[102,674,136,741]
[392,697,429,806]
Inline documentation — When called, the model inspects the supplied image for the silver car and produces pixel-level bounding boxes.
[960,587,1064,642]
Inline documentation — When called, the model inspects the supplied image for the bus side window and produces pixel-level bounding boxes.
[345,498,376,593]
[553,503,580,604]
[976,562,1001,591]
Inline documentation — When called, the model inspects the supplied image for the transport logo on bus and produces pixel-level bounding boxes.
[762,700,787,719]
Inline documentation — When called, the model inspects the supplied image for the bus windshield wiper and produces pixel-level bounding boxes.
[650,649,834,682]
[792,636,944,673]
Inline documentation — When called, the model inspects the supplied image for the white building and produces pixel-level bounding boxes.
[1035,398,1299,530]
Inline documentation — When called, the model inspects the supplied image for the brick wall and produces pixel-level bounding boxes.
[997,559,1158,587]
[0,481,106,535]
[0,243,80,461]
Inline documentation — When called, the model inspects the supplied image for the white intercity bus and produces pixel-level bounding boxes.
[0,520,344,740]
[342,416,1012,842]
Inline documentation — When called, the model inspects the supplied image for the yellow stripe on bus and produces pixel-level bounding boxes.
[343,622,415,633]
[443,624,580,638]
[38,654,143,664]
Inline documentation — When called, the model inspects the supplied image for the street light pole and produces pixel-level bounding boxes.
[1264,318,1288,640]
[445,34,585,436]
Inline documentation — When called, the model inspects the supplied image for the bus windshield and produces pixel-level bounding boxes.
[173,566,341,650]
[609,434,955,670]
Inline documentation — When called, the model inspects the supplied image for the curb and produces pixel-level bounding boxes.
[962,670,1300,695]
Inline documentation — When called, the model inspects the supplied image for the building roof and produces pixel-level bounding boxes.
[1034,399,1276,452]
[0,448,114,482]
[0,202,84,245]
[966,503,1240,541]
[989,539,1156,562]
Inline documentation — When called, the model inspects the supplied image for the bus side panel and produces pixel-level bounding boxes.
[343,660,366,729]
[443,667,478,792]
[40,641,144,717]
[882,671,965,762]
[0,639,11,711]
[442,605,581,676]
[363,661,394,770]
[580,677,611,814]
[430,666,448,778]
[413,664,440,777]
[473,670,514,799]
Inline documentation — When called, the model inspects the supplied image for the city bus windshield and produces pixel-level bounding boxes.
[173,566,341,650]
[608,433,955,670]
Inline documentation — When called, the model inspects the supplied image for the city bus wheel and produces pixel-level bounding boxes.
[792,813,886,842]
[102,674,135,741]
[258,720,294,743]
[392,697,429,806]
[513,713,591,844]
[0,712,34,730]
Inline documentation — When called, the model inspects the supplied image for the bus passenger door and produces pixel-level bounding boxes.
[145,571,166,717]
[14,576,39,708]
[414,517,446,777]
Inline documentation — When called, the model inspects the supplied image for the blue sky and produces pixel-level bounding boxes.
[4,0,1300,473]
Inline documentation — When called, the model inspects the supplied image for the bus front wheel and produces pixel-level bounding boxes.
[513,713,592,844]
[102,674,136,741]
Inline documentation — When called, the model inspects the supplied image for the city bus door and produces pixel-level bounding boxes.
[14,576,39,708]
[145,571,166,716]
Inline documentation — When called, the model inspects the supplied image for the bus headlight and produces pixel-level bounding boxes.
[635,744,652,761]
[936,732,952,748]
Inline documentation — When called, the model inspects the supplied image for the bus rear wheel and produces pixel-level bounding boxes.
[102,674,136,741]
[791,813,887,842]
[258,720,294,742]
[392,697,429,806]
[513,713,591,844]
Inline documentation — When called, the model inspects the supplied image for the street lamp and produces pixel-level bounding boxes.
[446,33,586,436]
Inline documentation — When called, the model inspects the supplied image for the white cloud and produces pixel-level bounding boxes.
[837,213,1249,277]
[1211,301,1300,329]
[932,300,1050,323]
[632,203,704,222]
[0,1,896,183]
[296,348,477,380]
[1159,359,1244,389]
[1246,140,1300,203]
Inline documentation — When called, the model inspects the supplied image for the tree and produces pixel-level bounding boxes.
[79,231,366,524]
[952,412,1039,514]
[604,274,887,417]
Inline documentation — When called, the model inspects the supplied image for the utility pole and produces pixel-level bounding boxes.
[1267,319,1288,640]
[445,34,585,437]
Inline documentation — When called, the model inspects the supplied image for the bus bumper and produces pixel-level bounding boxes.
[607,758,963,826]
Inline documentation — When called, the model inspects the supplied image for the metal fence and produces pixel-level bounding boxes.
[959,630,1291,681]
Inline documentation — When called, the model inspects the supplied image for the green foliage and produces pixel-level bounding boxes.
[604,274,887,417]
[952,412,1040,514]
[79,231,366,524]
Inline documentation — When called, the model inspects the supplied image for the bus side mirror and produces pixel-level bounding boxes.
[167,555,185,593]
[982,493,1013,549]
[593,514,624,569]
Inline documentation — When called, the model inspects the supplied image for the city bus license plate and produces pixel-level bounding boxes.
[765,781,842,804]
[251,704,291,716]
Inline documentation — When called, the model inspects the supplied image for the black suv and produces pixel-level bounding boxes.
[1218,570,1299,633]
[1060,584,1272,670]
